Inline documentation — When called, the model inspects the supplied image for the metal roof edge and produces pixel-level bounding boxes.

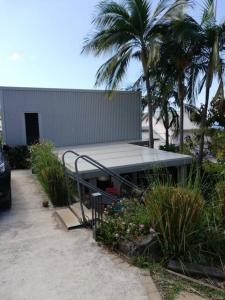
[0,86,141,95]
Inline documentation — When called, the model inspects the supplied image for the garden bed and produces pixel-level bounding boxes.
[94,172,225,299]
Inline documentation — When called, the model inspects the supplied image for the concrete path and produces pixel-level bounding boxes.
[0,170,160,300]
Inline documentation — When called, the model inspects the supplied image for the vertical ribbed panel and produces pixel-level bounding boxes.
[1,87,141,147]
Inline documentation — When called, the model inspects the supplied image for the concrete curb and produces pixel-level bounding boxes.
[103,248,162,300]
[136,269,162,300]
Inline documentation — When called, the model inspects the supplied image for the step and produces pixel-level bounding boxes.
[55,208,82,230]
[70,202,92,221]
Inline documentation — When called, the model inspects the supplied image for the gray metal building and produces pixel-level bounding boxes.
[0,87,141,147]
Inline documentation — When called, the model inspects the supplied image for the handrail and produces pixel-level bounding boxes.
[62,150,142,194]
[74,154,141,193]
[62,150,86,220]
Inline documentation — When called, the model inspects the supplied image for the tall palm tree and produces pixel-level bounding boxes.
[82,0,185,148]
[197,0,225,164]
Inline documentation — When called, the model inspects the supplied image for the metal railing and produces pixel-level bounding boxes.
[91,192,103,240]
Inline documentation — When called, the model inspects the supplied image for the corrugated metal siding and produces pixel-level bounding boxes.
[1,87,141,147]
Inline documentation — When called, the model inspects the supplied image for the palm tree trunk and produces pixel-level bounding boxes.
[145,78,154,148]
[178,74,184,152]
[198,85,210,165]
[141,48,154,148]
[165,126,169,147]
[164,104,169,147]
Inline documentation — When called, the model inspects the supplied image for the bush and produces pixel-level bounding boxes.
[200,162,225,201]
[216,181,225,226]
[4,145,30,169]
[208,130,225,163]
[203,161,225,178]
[159,144,179,153]
[98,199,150,248]
[200,200,225,265]
[144,185,204,260]
[31,142,72,207]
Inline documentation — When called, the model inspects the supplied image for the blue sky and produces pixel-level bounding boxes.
[0,0,224,103]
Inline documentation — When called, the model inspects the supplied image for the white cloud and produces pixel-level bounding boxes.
[9,52,22,61]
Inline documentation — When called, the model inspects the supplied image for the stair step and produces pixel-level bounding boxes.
[55,208,82,230]
[70,202,92,221]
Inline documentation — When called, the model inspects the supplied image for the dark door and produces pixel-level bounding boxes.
[25,113,40,145]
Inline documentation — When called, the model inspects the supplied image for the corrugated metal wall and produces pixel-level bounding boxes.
[1,87,141,147]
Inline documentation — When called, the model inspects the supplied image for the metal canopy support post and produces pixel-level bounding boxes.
[177,165,187,186]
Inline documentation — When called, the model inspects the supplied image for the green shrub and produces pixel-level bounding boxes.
[208,130,225,163]
[98,199,150,247]
[216,181,225,226]
[159,144,179,153]
[5,145,30,169]
[144,186,204,260]
[31,142,72,207]
[203,161,225,178]
[200,200,225,264]
[200,162,225,200]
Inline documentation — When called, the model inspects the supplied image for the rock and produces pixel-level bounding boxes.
[118,240,135,256]
[118,232,159,257]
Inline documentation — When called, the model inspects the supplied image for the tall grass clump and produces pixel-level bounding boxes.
[31,142,69,207]
[145,185,204,260]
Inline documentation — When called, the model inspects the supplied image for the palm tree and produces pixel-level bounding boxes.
[155,100,179,147]
[82,0,185,148]
[150,69,179,147]
[208,79,225,128]
[158,14,203,152]
[197,0,225,164]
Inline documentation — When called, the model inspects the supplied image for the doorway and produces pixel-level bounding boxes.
[24,113,40,145]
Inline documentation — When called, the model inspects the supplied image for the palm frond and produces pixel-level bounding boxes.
[153,0,171,19]
[185,103,201,124]
[201,0,216,28]
[95,44,133,93]
[163,0,193,20]
[127,0,151,34]
[82,27,135,55]
[93,1,131,29]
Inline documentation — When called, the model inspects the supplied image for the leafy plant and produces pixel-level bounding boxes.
[208,130,225,163]
[31,142,74,207]
[98,199,150,247]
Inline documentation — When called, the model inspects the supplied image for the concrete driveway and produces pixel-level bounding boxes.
[0,170,160,300]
